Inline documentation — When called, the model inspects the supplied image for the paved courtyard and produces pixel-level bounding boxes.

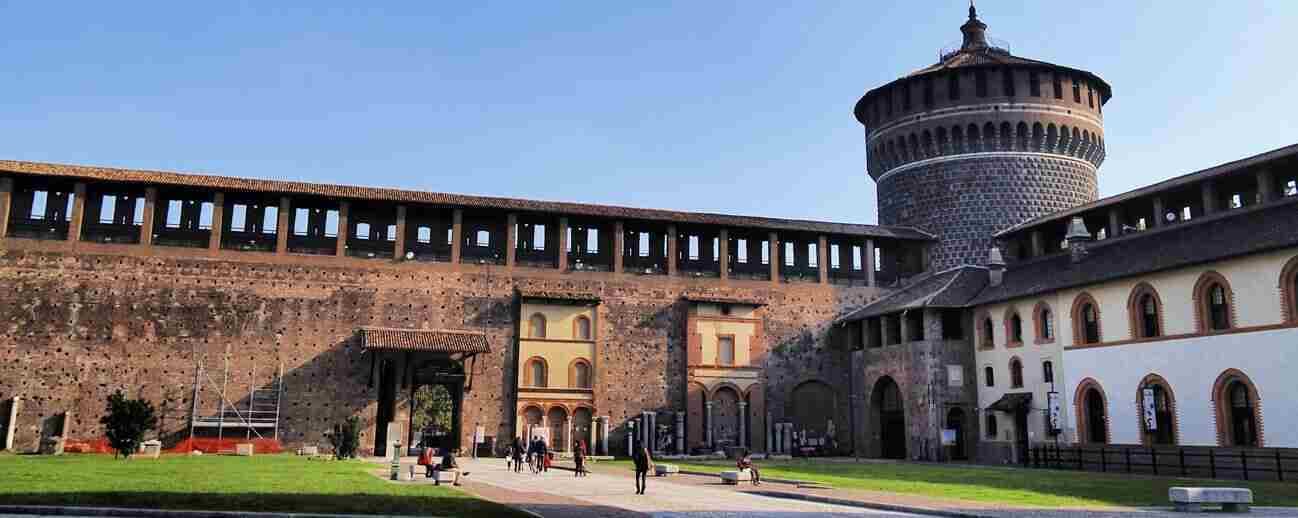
[453,457,920,518]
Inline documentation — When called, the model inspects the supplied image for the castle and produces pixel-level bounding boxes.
[2,7,1295,469]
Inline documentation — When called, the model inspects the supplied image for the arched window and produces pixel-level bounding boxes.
[1193,272,1234,332]
[528,313,547,338]
[1213,369,1261,447]
[980,316,995,349]
[985,414,998,439]
[1042,361,1054,384]
[524,357,548,388]
[1034,302,1055,344]
[1127,283,1163,339]
[573,315,592,341]
[1281,255,1298,323]
[570,359,592,389]
[1138,375,1177,446]
[1009,358,1024,388]
[984,366,995,387]
[1006,310,1024,346]
[1075,379,1109,444]
[1071,293,1101,345]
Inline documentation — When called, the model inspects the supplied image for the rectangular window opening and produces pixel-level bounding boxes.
[784,242,795,266]
[808,243,818,268]
[165,200,184,229]
[263,207,278,235]
[199,202,214,230]
[829,244,840,269]
[417,226,432,244]
[586,228,599,254]
[761,241,770,265]
[852,245,863,271]
[736,239,748,264]
[534,224,546,251]
[98,195,116,224]
[230,204,248,232]
[638,232,650,257]
[688,235,700,261]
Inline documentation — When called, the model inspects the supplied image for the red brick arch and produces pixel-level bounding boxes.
[1135,373,1178,446]
[1002,304,1024,348]
[1192,271,1236,332]
[1073,377,1110,444]
[567,358,593,389]
[1032,300,1055,345]
[522,356,549,387]
[1211,369,1264,447]
[1279,255,1298,323]
[1126,282,1165,340]
[1070,292,1102,345]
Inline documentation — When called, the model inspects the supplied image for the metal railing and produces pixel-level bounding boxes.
[1027,444,1298,482]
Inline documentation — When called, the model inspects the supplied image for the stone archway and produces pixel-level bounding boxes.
[711,385,741,450]
[546,406,569,452]
[871,376,906,459]
[789,380,838,450]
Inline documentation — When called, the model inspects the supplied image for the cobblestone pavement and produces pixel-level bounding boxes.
[453,457,922,518]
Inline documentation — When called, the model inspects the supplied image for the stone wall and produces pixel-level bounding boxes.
[0,242,885,454]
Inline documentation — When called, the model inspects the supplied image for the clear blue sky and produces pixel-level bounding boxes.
[2,1,1294,225]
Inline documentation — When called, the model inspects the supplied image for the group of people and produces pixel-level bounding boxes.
[502,436,595,477]
[416,446,466,486]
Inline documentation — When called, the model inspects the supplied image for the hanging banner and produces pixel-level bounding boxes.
[1047,391,1062,433]
[1142,388,1157,431]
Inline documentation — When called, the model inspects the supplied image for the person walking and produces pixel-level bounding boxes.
[632,446,654,495]
[526,436,540,474]
[538,436,550,473]
[573,440,586,477]
[511,437,525,473]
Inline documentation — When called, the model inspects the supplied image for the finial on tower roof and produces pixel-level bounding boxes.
[969,0,978,20]
[959,1,989,51]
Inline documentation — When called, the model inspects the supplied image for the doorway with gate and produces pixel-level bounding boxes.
[946,407,967,461]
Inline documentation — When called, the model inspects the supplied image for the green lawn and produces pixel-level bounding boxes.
[0,453,525,517]
[602,458,1298,509]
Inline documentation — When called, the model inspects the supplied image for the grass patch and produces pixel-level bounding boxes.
[602,459,1298,509]
[0,453,525,517]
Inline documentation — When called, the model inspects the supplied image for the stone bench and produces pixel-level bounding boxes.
[654,464,679,476]
[433,469,460,486]
[720,469,751,485]
[1169,487,1253,513]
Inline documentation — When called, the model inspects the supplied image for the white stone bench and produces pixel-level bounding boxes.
[654,464,679,476]
[720,469,751,485]
[1169,487,1253,513]
[433,469,460,486]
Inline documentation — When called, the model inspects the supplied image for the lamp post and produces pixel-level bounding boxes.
[627,419,636,457]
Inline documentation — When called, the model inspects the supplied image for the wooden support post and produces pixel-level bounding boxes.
[68,182,87,243]
[1257,169,1275,204]
[393,205,407,260]
[0,177,12,241]
[864,238,876,287]
[1107,208,1121,238]
[1030,230,1044,257]
[140,187,157,246]
[335,201,350,257]
[613,221,624,273]
[450,208,463,264]
[768,232,780,284]
[1201,181,1217,215]
[719,229,729,280]
[208,192,225,251]
[505,213,517,267]
[276,197,290,254]
[557,217,569,271]
[817,235,829,284]
[666,225,677,276]
[1152,197,1165,228]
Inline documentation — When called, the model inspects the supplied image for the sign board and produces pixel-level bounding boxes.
[1142,388,1157,431]
[947,365,964,387]
[941,429,957,445]
[474,425,485,443]
[1046,391,1062,433]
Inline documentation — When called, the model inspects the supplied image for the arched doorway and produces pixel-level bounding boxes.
[1213,370,1261,447]
[521,406,543,444]
[386,357,465,456]
[546,406,569,452]
[872,377,906,459]
[712,386,741,449]
[946,408,967,460]
[572,407,594,452]
[1138,375,1177,446]
[790,380,837,451]
[1075,379,1109,445]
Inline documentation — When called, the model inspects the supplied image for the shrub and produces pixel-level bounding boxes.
[99,390,158,459]
[329,417,362,460]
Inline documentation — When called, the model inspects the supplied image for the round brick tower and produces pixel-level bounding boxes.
[855,5,1111,270]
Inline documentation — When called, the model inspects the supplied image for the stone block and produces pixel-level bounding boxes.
[141,440,162,459]
[720,469,751,485]
[654,463,678,476]
[39,436,64,455]
[298,445,319,456]
[235,443,255,456]
[433,470,459,486]
[1169,487,1252,513]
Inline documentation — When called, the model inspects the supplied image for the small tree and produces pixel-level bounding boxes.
[329,416,362,460]
[100,390,158,459]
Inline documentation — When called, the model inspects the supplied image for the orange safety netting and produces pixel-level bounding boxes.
[61,437,284,454]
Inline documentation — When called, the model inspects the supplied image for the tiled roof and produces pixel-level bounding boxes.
[841,265,988,320]
[996,143,1298,237]
[861,48,1111,107]
[970,197,1298,306]
[0,159,933,240]
[357,327,490,354]
[681,295,767,306]
[517,288,600,303]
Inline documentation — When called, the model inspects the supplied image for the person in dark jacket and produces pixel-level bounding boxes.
[538,437,550,473]
[573,440,587,477]
[632,446,654,494]
[511,437,525,473]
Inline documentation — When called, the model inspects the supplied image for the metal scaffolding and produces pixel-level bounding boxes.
[188,347,285,448]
